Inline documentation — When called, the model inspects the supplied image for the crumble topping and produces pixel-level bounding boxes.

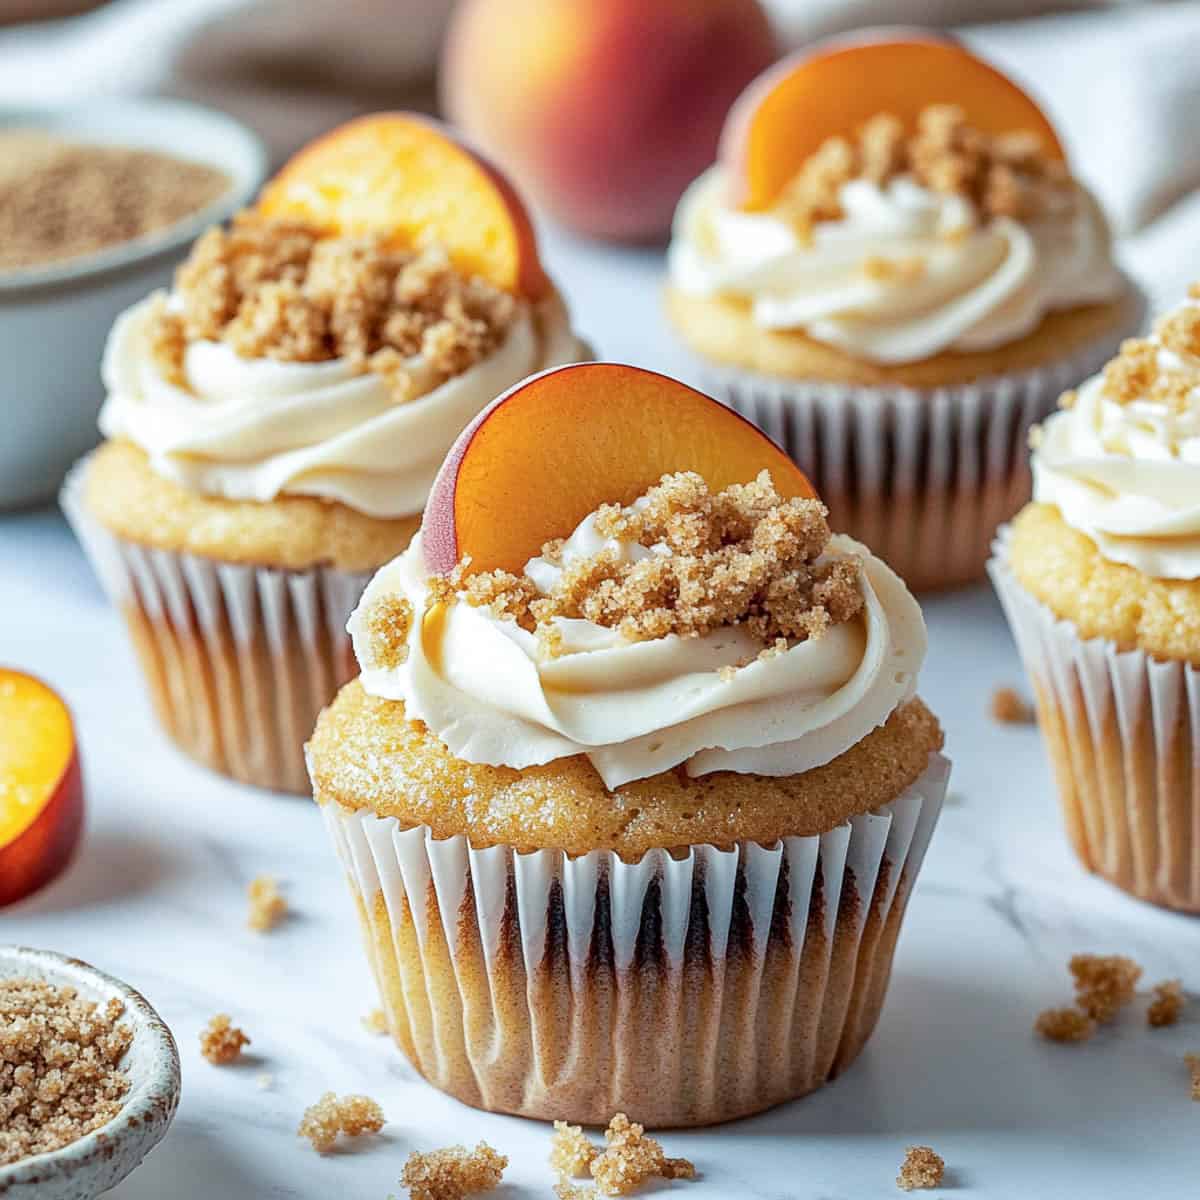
[149,213,517,402]
[990,686,1034,724]
[362,595,414,670]
[400,1141,507,1200]
[297,1091,385,1153]
[779,104,1071,246]
[1070,953,1142,1022]
[551,1113,695,1198]
[199,1014,250,1065]
[1148,979,1185,1028]
[456,471,862,652]
[897,1145,945,1191]
[1035,1006,1096,1044]
[247,875,288,932]
[0,978,132,1166]
[1101,297,1200,411]
[1186,1053,1200,1101]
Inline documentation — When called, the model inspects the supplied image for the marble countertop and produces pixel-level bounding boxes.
[3,229,1197,1200]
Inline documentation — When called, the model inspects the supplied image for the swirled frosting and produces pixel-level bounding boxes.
[1033,294,1200,579]
[667,166,1123,364]
[98,294,588,519]
[349,513,926,789]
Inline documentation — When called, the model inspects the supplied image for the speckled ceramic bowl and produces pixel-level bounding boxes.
[0,947,180,1200]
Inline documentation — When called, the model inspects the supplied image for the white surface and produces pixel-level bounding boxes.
[3,230,1199,1199]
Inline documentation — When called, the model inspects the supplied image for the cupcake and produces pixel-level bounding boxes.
[63,113,588,793]
[664,32,1142,592]
[991,286,1200,912]
[307,362,948,1126]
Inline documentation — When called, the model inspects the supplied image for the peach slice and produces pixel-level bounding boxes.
[258,112,549,299]
[0,669,84,907]
[423,362,814,576]
[722,31,1065,211]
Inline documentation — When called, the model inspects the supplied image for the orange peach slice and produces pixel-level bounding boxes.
[423,362,814,576]
[722,31,1065,211]
[0,669,84,907]
[258,112,550,299]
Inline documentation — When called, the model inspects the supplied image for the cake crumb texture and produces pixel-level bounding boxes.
[199,1013,250,1065]
[298,1091,384,1153]
[897,1145,945,1191]
[400,1140,507,1200]
[247,875,287,932]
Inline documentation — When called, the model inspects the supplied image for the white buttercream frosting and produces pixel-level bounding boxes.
[98,293,588,518]
[349,510,927,789]
[1033,295,1200,579]
[667,167,1123,364]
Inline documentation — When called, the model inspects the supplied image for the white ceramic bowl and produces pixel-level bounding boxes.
[0,99,267,510]
[0,946,181,1200]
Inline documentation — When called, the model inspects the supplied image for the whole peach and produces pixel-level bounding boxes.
[440,0,777,241]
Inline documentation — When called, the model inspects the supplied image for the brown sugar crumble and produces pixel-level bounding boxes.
[1035,1006,1096,1044]
[1070,953,1143,1022]
[1102,293,1200,411]
[297,1091,385,1153]
[362,595,413,670]
[400,1140,507,1200]
[990,686,1034,725]
[247,875,288,932]
[0,130,228,274]
[199,1013,250,1065]
[452,471,862,653]
[897,1145,945,1191]
[779,104,1071,247]
[149,214,516,402]
[0,978,132,1166]
[551,1113,695,1198]
[1148,979,1185,1028]
[550,1120,598,1178]
[1186,1053,1200,1101]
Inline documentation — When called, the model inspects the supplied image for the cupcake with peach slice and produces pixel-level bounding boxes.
[63,113,589,794]
[307,361,948,1127]
[665,30,1142,591]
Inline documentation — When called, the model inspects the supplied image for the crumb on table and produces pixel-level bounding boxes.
[362,1007,389,1036]
[897,1145,945,1191]
[589,1113,695,1197]
[1070,954,1142,1022]
[550,1120,598,1178]
[199,1013,250,1065]
[1186,1053,1200,1101]
[1148,979,1185,1028]
[247,875,288,932]
[990,686,1034,724]
[399,1140,507,1200]
[1034,1006,1096,1044]
[297,1091,384,1153]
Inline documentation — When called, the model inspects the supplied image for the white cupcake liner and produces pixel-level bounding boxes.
[61,456,372,794]
[320,751,949,1127]
[694,304,1141,592]
[989,526,1200,911]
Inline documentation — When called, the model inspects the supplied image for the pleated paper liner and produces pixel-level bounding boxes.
[990,527,1200,911]
[320,752,949,1128]
[695,315,1137,593]
[62,457,372,794]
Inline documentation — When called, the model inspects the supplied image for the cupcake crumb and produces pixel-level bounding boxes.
[1148,980,1185,1028]
[550,1120,599,1178]
[399,1140,506,1199]
[298,1091,385,1153]
[362,1008,389,1036]
[990,686,1034,724]
[1101,308,1200,411]
[1070,954,1142,1022]
[897,1145,945,1191]
[199,1014,250,1065]
[1035,1006,1096,1043]
[1186,1053,1200,1100]
[247,875,288,932]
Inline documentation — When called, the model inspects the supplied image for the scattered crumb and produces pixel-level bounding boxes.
[399,1140,506,1200]
[0,977,132,1166]
[1070,954,1143,1023]
[256,1072,274,1091]
[550,1120,599,1178]
[1186,1053,1200,1100]
[199,1014,250,1065]
[990,686,1034,724]
[1101,300,1200,410]
[897,1145,945,1191]
[1035,1006,1096,1044]
[588,1113,695,1197]
[362,1008,389,1036]
[1148,980,1185,1028]
[298,1091,385,1153]
[247,875,288,932]
[151,216,516,402]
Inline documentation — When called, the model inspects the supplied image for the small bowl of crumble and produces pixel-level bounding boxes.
[0,98,266,509]
[0,945,181,1200]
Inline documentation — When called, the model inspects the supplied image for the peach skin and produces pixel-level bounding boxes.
[441,0,776,241]
[259,112,549,299]
[422,361,814,576]
[722,30,1065,211]
[0,668,84,907]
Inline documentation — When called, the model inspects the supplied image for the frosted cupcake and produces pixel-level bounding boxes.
[63,114,587,793]
[308,363,948,1126]
[665,32,1141,591]
[990,285,1200,911]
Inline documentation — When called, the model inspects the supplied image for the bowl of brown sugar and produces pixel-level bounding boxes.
[0,98,266,509]
[0,945,181,1200]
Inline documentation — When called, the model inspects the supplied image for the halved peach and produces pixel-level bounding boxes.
[0,668,84,907]
[422,362,814,576]
[722,31,1065,211]
[258,112,549,299]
